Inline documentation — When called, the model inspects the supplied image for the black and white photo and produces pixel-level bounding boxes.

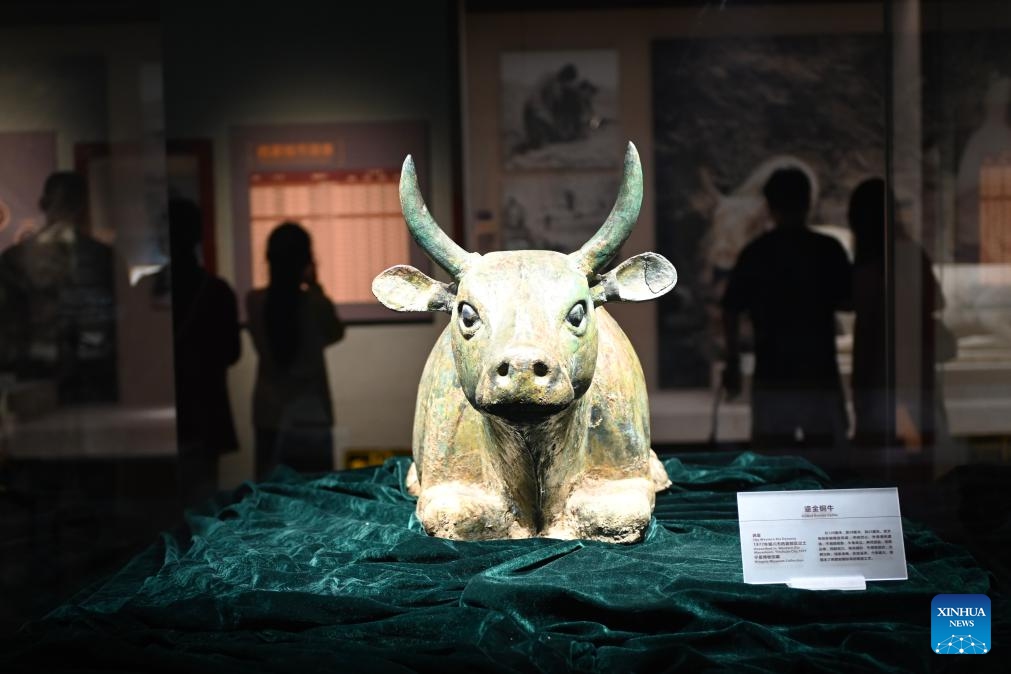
[501,172,620,253]
[652,34,886,387]
[501,49,619,170]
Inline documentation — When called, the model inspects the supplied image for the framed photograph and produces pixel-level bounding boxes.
[652,34,886,388]
[500,49,619,170]
[501,172,619,253]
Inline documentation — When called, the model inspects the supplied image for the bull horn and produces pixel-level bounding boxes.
[570,142,643,276]
[400,155,471,279]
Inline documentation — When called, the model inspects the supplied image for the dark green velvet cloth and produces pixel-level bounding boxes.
[3,453,1003,672]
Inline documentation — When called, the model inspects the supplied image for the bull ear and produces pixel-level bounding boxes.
[590,252,677,305]
[372,265,455,313]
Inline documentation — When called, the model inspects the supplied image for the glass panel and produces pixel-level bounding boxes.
[1,1,1008,665]
[0,17,176,630]
[461,0,1009,601]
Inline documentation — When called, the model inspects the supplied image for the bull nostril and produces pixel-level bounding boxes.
[533,361,549,377]
[497,362,510,377]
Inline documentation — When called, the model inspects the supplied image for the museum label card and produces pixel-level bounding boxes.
[737,488,907,590]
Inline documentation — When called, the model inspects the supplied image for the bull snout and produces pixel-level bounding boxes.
[495,346,553,382]
[477,345,574,420]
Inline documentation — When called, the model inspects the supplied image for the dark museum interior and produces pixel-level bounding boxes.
[1,0,1009,671]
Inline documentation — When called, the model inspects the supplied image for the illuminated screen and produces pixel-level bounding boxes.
[249,169,408,304]
[231,121,432,323]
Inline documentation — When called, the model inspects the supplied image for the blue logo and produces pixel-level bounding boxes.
[932,594,990,655]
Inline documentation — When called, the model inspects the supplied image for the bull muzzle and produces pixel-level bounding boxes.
[476,345,574,422]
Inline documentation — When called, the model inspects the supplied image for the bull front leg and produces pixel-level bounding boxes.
[540,476,655,543]
[413,394,537,540]
[417,481,534,540]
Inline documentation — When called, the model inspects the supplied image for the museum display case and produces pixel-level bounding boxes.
[1,1,1009,671]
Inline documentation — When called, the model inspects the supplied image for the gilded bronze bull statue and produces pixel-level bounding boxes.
[372,143,675,543]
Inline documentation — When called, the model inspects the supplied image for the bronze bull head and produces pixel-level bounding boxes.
[373,142,675,542]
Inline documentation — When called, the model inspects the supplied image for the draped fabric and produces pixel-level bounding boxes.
[4,453,1001,673]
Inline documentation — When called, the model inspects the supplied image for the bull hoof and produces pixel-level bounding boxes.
[544,477,654,543]
[418,482,532,540]
[405,462,421,497]
[648,449,672,492]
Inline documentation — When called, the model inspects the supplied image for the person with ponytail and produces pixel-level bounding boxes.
[246,222,344,479]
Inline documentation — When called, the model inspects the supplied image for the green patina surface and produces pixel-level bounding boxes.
[374,143,679,542]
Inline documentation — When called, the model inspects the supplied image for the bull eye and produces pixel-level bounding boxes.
[566,301,587,329]
[458,302,481,333]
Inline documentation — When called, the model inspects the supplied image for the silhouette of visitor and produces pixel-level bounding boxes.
[721,167,852,449]
[848,178,949,449]
[247,222,344,480]
[157,198,241,505]
[0,171,117,403]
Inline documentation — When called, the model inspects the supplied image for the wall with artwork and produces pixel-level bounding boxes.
[464,1,1011,449]
[462,2,885,442]
[652,33,887,388]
